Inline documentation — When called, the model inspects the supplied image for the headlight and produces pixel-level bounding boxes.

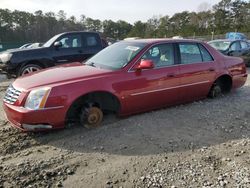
[25,87,51,110]
[0,53,12,63]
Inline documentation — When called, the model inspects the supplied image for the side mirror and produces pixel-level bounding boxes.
[136,59,154,70]
[54,41,62,48]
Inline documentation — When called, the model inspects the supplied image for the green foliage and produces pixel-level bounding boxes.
[0,0,249,43]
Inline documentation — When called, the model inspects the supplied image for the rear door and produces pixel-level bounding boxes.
[178,42,217,102]
[81,33,103,61]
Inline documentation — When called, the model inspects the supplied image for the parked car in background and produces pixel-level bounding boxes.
[208,39,250,66]
[19,43,33,49]
[3,39,247,131]
[106,37,118,45]
[26,43,44,49]
[0,31,108,77]
[172,36,183,39]
[124,37,141,40]
[226,32,247,40]
[19,43,44,49]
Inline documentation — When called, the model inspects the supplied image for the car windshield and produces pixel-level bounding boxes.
[85,41,146,70]
[43,34,61,47]
[208,41,231,51]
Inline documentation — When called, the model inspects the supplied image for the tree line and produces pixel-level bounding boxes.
[0,0,249,43]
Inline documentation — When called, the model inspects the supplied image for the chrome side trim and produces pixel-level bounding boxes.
[232,73,248,78]
[130,80,210,96]
[57,60,68,63]
[22,124,52,130]
[34,106,64,111]
[21,106,64,111]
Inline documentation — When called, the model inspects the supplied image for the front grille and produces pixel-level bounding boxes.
[3,85,21,105]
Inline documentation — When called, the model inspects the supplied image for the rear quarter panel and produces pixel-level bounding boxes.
[221,56,247,89]
[204,43,247,89]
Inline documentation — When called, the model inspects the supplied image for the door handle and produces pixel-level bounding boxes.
[209,68,215,72]
[167,73,175,78]
[78,50,83,53]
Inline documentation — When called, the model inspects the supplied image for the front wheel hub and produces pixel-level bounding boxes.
[83,107,103,129]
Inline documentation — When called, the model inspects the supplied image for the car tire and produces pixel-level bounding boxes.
[18,64,42,76]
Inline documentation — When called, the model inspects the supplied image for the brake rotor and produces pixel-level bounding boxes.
[83,107,103,129]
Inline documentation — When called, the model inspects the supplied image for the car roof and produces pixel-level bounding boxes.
[209,39,246,43]
[123,38,203,45]
[58,31,99,36]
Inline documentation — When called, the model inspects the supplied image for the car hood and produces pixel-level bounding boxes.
[2,47,47,54]
[13,63,111,90]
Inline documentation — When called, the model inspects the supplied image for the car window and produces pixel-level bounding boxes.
[141,44,175,68]
[230,42,241,51]
[199,44,214,62]
[86,36,98,47]
[43,34,61,47]
[83,34,101,48]
[150,47,160,57]
[179,43,202,64]
[208,41,230,51]
[59,34,82,48]
[240,41,248,49]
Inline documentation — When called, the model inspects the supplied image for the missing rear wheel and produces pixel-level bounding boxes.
[209,82,222,98]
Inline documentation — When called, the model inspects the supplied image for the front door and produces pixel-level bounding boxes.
[52,33,84,64]
[121,43,181,114]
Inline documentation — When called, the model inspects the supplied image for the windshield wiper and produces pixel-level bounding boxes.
[85,62,96,67]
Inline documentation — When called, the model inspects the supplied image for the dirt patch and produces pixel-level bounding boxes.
[0,71,249,188]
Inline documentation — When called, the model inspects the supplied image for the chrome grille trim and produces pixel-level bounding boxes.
[3,85,22,105]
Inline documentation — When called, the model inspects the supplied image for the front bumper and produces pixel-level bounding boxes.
[0,62,8,73]
[3,102,66,131]
[0,61,17,76]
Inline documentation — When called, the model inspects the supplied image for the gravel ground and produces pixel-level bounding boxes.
[0,70,249,188]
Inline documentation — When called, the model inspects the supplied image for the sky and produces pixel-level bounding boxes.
[0,0,221,23]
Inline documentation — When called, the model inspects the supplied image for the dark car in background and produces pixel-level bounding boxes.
[208,39,250,66]
[19,43,33,49]
[19,43,44,49]
[0,31,107,77]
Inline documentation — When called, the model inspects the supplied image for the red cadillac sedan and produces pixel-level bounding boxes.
[3,39,247,131]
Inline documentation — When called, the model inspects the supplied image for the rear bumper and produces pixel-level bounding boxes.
[232,73,248,89]
[3,102,66,131]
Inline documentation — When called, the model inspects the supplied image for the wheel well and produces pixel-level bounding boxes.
[16,60,46,76]
[17,60,45,74]
[23,60,46,69]
[215,75,232,93]
[65,91,121,124]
